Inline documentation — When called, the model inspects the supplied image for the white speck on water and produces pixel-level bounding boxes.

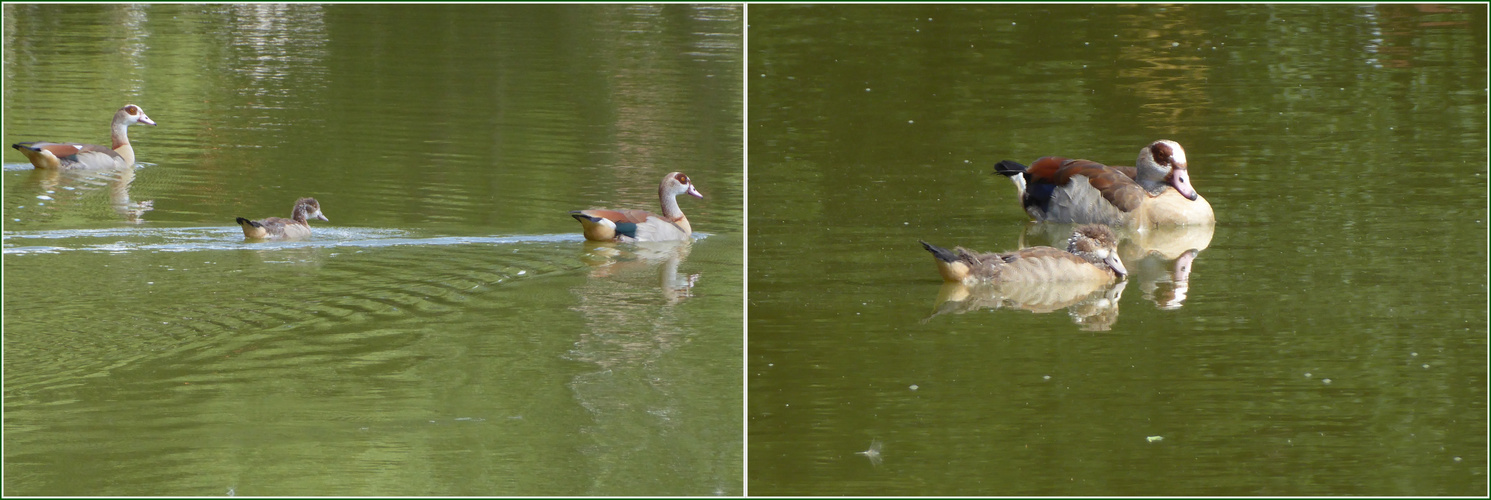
[517,270,526,275]
[1147,436,1164,443]
[1172,42,1179,47]
[865,88,871,92]
[909,384,918,391]
[1455,456,1463,462]
[1304,372,1312,378]
[147,282,154,285]
[1411,352,1418,357]
[36,195,52,201]
[768,363,773,367]
[1043,375,1051,380]
[857,439,884,465]
[63,186,75,190]
[1322,378,1332,385]
[903,222,909,225]
[1423,364,1430,369]
[908,120,914,124]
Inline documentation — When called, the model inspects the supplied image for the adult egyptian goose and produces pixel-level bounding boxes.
[920,224,1128,285]
[993,140,1214,227]
[236,197,329,240]
[11,104,157,169]
[571,172,703,242]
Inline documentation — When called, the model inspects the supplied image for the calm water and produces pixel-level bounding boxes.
[748,4,1487,496]
[3,4,742,496]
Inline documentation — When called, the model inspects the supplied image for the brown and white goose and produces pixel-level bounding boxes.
[571,172,703,242]
[921,224,1128,285]
[993,140,1214,227]
[11,104,157,169]
[236,197,329,240]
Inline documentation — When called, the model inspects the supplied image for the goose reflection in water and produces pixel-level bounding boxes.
[25,165,155,223]
[1020,222,1213,310]
[565,238,714,489]
[578,239,699,304]
[926,279,1128,331]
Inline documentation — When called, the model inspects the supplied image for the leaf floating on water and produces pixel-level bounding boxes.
[1146,435,1164,443]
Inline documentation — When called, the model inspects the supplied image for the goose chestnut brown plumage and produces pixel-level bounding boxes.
[571,172,703,242]
[921,224,1128,285]
[236,197,328,240]
[11,104,157,169]
[993,140,1214,227]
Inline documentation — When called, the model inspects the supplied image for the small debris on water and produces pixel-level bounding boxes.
[909,384,918,391]
[857,439,884,466]
[1146,436,1163,443]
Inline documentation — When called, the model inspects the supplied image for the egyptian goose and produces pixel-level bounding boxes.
[236,197,329,240]
[993,140,1214,226]
[571,172,703,242]
[921,224,1127,285]
[11,104,157,169]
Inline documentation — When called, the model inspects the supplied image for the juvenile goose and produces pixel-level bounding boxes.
[571,172,703,242]
[921,224,1127,285]
[236,197,328,240]
[12,104,157,169]
[993,140,1214,227]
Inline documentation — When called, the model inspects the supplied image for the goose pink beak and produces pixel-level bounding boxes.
[686,185,703,198]
[1169,167,1199,201]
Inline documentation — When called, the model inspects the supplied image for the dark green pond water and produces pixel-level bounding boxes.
[4,4,742,496]
[747,4,1487,496]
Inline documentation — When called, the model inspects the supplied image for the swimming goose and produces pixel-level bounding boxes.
[921,224,1127,285]
[236,197,328,240]
[993,140,1213,226]
[571,172,703,242]
[11,104,157,169]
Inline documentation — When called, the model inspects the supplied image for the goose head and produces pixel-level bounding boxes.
[1136,140,1197,201]
[292,197,329,223]
[1067,224,1128,278]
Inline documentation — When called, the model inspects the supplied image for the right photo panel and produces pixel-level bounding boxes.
[747,4,1487,496]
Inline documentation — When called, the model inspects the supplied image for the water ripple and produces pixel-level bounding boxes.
[3,226,706,255]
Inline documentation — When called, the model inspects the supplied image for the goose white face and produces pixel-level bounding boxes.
[672,173,703,198]
[1162,140,1187,168]
[124,104,157,126]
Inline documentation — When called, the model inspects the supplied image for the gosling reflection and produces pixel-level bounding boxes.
[578,240,699,304]
[1020,222,1213,310]
[926,279,1127,331]
[26,166,154,223]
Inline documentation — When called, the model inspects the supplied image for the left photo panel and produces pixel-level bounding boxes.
[2,3,742,496]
